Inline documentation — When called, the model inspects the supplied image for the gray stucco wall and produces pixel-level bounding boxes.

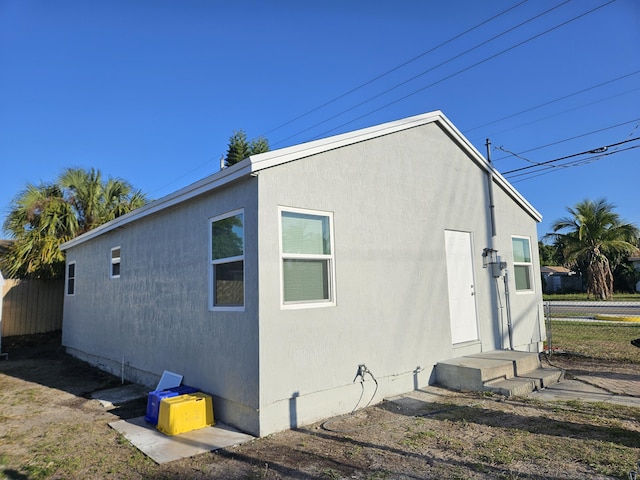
[62,178,261,433]
[62,118,543,437]
[255,122,543,434]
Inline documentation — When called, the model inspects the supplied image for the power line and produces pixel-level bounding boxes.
[262,0,529,140]
[506,145,640,183]
[271,0,569,147]
[465,70,640,136]
[475,85,640,141]
[496,145,567,169]
[492,118,640,162]
[502,136,640,175]
[306,0,617,143]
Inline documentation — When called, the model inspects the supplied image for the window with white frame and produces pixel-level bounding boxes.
[210,210,244,309]
[280,207,335,307]
[110,247,121,278]
[512,236,533,292]
[66,262,76,296]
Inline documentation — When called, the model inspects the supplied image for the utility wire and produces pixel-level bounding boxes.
[306,0,617,143]
[465,70,640,135]
[262,1,529,139]
[502,136,640,175]
[492,118,640,162]
[506,145,640,182]
[496,145,567,169]
[475,85,640,141]
[270,0,567,147]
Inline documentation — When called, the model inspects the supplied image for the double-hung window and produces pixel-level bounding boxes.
[512,236,533,292]
[210,210,244,310]
[66,262,76,296]
[280,207,335,308]
[111,247,121,279]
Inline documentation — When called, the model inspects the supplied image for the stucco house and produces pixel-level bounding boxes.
[60,111,545,437]
[540,266,582,293]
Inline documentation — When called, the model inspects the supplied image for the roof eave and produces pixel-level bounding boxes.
[60,160,253,251]
[60,110,542,251]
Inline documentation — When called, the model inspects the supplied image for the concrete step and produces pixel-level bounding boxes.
[520,367,565,389]
[435,350,564,397]
[468,350,541,376]
[483,367,564,396]
[484,377,539,396]
[435,356,516,391]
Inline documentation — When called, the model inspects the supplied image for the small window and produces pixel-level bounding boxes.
[280,207,335,308]
[66,262,76,296]
[111,247,121,279]
[210,210,244,310]
[512,236,533,292]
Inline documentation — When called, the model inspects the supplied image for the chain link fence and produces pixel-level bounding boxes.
[544,301,640,363]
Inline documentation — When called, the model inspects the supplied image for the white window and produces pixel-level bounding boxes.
[280,207,335,308]
[512,236,533,292]
[110,247,121,279]
[210,210,244,310]
[66,261,76,296]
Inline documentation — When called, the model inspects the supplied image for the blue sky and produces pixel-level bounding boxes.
[1,0,639,240]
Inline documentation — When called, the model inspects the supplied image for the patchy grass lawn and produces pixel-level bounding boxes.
[1,333,639,479]
[548,320,640,363]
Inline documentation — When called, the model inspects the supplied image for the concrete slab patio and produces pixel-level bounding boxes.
[109,416,255,464]
[90,383,255,464]
[90,384,149,409]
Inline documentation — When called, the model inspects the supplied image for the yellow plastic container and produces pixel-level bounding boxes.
[157,392,214,435]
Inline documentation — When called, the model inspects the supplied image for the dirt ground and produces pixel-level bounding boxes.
[1,333,639,480]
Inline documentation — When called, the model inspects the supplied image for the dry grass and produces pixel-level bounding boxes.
[1,333,639,479]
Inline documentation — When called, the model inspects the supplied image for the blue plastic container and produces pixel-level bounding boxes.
[144,385,199,425]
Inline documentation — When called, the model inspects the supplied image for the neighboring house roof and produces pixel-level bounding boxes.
[540,266,574,275]
[629,249,640,262]
[60,110,542,251]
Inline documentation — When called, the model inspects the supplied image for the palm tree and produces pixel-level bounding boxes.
[1,167,147,279]
[546,198,639,300]
[58,167,146,234]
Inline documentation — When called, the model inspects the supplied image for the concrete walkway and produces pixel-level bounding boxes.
[530,379,640,407]
[530,370,640,407]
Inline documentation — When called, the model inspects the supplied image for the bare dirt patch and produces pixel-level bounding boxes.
[1,333,639,480]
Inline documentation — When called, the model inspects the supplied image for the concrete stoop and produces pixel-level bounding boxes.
[435,350,564,397]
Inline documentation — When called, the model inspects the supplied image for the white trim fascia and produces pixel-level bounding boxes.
[248,110,445,173]
[60,110,541,251]
[431,113,542,223]
[249,111,541,222]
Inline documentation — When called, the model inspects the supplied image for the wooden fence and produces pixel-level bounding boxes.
[1,279,64,337]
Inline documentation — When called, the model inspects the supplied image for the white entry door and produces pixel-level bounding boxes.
[444,230,479,344]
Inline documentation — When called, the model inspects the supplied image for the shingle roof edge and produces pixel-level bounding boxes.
[60,110,541,251]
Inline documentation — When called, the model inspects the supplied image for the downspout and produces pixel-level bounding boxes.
[503,269,514,350]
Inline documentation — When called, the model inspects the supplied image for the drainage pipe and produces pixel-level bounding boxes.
[503,269,514,350]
